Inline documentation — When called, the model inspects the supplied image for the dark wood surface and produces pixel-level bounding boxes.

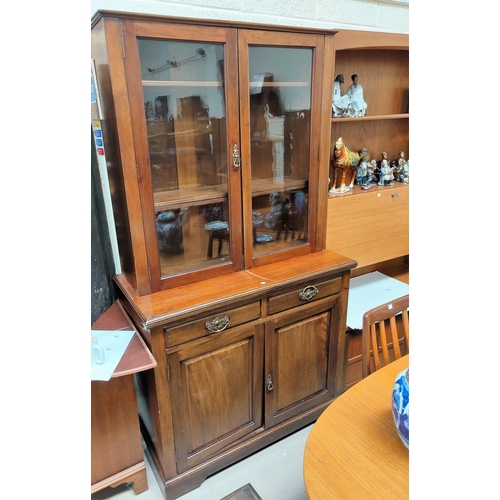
[92,300,156,377]
[221,483,263,500]
[92,12,336,296]
[127,253,355,499]
[91,12,406,500]
[91,301,156,495]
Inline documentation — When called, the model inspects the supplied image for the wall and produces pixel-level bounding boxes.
[90,0,409,34]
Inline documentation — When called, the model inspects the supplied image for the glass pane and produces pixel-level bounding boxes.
[248,47,312,258]
[138,39,229,278]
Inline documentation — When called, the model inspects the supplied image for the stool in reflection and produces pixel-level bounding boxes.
[205,221,230,258]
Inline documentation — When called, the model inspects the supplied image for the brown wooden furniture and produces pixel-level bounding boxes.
[326,30,409,276]
[344,267,409,391]
[91,12,411,499]
[221,483,263,500]
[91,300,157,495]
[92,10,361,499]
[91,10,337,296]
[120,249,355,499]
[304,354,409,500]
[362,294,409,378]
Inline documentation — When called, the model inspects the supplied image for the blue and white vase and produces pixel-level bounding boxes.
[391,367,409,449]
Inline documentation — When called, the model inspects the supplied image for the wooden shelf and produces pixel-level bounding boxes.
[331,113,408,123]
[153,185,228,211]
[251,176,308,197]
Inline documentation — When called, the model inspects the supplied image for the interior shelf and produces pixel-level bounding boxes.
[331,113,408,123]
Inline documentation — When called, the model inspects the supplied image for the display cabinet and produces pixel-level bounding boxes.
[326,30,409,274]
[92,11,335,296]
[92,10,359,499]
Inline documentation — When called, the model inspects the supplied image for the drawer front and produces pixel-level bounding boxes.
[165,302,261,347]
[267,277,342,315]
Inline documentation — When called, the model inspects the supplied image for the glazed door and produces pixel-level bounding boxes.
[264,296,340,428]
[167,322,264,472]
[121,20,242,291]
[238,30,325,269]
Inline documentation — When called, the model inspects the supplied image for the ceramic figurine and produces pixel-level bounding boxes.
[356,148,377,189]
[403,159,409,184]
[332,74,351,117]
[391,151,407,183]
[378,151,394,186]
[346,74,367,117]
[329,137,360,194]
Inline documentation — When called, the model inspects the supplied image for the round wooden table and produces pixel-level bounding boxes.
[304,355,409,499]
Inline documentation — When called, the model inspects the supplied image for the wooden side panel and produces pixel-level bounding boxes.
[326,185,409,268]
[91,377,144,484]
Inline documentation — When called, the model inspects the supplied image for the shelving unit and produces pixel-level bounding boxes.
[326,29,409,277]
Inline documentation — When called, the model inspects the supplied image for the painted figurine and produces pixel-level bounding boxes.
[378,152,394,186]
[332,74,351,117]
[391,151,407,183]
[355,148,377,189]
[403,159,409,184]
[346,74,367,117]
[330,137,360,194]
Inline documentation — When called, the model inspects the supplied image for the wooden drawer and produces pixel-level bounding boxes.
[165,302,261,347]
[267,277,342,315]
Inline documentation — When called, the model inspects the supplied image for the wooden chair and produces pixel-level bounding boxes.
[361,294,409,378]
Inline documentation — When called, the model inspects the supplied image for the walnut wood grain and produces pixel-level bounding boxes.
[116,250,356,330]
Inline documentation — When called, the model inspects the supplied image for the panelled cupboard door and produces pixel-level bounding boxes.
[120,20,243,291]
[167,323,264,472]
[264,296,341,428]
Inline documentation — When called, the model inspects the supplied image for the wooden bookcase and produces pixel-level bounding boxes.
[326,30,409,278]
[91,11,360,499]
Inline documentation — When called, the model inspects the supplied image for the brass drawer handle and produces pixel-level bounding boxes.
[299,285,319,301]
[205,315,230,333]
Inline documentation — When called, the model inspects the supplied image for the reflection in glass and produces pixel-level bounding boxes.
[248,47,312,258]
[138,39,229,278]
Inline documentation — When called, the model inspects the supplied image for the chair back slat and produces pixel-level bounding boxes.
[361,294,409,378]
[379,320,391,366]
[370,323,381,372]
[402,309,409,346]
[389,315,401,359]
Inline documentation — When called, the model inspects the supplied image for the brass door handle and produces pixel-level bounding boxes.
[267,373,274,391]
[232,144,241,169]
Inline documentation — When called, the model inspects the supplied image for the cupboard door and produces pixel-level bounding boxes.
[120,20,243,291]
[167,323,264,472]
[238,30,325,269]
[264,296,340,428]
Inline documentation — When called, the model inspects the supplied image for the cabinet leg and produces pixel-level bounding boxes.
[105,464,149,496]
[128,469,148,495]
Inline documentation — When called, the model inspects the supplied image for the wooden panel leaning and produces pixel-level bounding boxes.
[361,294,409,378]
